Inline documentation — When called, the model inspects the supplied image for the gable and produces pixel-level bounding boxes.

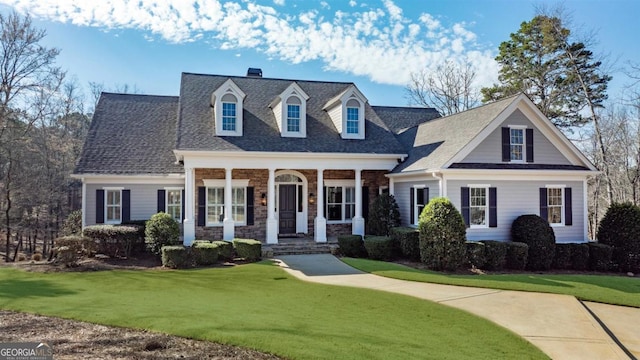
[460,109,572,165]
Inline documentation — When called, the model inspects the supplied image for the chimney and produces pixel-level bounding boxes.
[247,68,262,77]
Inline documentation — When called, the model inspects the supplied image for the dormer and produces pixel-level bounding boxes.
[269,82,310,138]
[323,85,367,140]
[211,79,246,136]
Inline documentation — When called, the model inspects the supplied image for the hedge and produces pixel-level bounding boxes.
[511,215,555,270]
[192,242,219,265]
[390,227,420,260]
[553,244,573,270]
[570,243,589,271]
[363,236,395,260]
[505,242,528,270]
[54,235,88,267]
[83,224,144,258]
[465,242,486,269]
[480,241,507,271]
[588,243,613,272]
[161,246,192,269]
[55,235,95,256]
[338,235,367,258]
[213,241,234,260]
[233,239,262,261]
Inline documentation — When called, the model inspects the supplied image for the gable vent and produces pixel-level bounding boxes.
[247,68,262,77]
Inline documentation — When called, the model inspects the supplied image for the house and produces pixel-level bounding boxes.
[72,69,598,245]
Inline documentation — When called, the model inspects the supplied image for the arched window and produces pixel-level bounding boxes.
[346,99,360,135]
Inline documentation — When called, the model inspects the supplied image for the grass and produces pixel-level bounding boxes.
[342,258,640,308]
[0,262,547,360]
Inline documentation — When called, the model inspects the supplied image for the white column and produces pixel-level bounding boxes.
[389,177,395,196]
[183,167,195,245]
[314,168,327,242]
[223,168,234,241]
[266,168,278,244]
[81,181,87,228]
[352,169,365,236]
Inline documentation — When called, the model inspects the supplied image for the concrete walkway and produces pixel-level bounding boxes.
[275,254,639,360]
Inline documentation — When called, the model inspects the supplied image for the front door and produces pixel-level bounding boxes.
[279,185,296,234]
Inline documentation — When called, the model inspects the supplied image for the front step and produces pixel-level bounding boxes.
[263,242,339,257]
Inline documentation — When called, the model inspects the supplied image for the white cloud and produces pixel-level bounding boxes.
[1,0,497,87]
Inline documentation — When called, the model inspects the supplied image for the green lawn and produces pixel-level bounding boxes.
[343,258,640,308]
[0,262,546,360]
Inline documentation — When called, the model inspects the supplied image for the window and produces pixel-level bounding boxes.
[166,189,182,222]
[547,187,563,224]
[510,128,524,161]
[326,186,355,222]
[222,102,236,131]
[346,107,359,134]
[287,104,300,132]
[105,189,121,224]
[206,187,246,226]
[469,187,488,227]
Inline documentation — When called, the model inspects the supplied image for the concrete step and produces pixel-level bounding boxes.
[263,243,338,257]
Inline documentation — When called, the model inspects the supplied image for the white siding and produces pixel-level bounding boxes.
[461,109,572,165]
[393,180,440,226]
[85,183,182,226]
[447,179,585,242]
[327,105,342,133]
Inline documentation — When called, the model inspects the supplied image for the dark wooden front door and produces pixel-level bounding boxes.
[279,185,296,234]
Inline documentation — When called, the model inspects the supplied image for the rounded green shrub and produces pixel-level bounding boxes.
[506,242,528,270]
[213,241,234,260]
[367,194,401,236]
[480,240,507,270]
[233,238,262,261]
[418,197,467,271]
[587,242,613,272]
[145,212,181,256]
[511,214,555,270]
[597,202,640,273]
[60,210,83,236]
[337,235,366,258]
[161,246,192,269]
[465,241,486,269]
[363,236,395,260]
[390,227,420,260]
[192,242,219,265]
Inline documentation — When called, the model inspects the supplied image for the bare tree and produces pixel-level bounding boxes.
[405,60,479,116]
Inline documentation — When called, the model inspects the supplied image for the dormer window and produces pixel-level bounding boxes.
[270,82,309,138]
[323,85,367,140]
[346,100,360,135]
[212,79,246,136]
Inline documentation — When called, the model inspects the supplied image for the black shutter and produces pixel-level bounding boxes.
[246,187,254,226]
[122,190,130,223]
[410,188,415,225]
[526,128,534,163]
[181,189,185,221]
[323,186,327,219]
[489,187,497,228]
[197,187,206,226]
[565,188,572,226]
[502,127,510,162]
[540,188,548,222]
[461,187,470,227]
[362,186,369,221]
[96,189,105,224]
[157,189,166,213]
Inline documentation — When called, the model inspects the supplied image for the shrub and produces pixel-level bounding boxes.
[192,242,219,266]
[337,235,367,258]
[418,197,467,271]
[367,194,401,236]
[55,246,81,267]
[363,236,395,260]
[597,202,640,273]
[233,239,262,261]
[506,242,528,270]
[570,243,589,271]
[511,214,555,270]
[31,253,42,261]
[60,210,83,236]
[213,241,234,260]
[55,235,95,256]
[17,254,26,262]
[465,242,486,269]
[588,243,613,272]
[390,227,420,260]
[480,241,507,271]
[161,246,192,269]
[84,224,143,258]
[553,244,573,270]
[145,213,181,256]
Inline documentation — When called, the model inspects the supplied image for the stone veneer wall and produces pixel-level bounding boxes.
[194,168,389,241]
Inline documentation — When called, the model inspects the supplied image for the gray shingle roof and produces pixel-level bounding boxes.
[74,93,184,175]
[176,73,406,154]
[392,95,519,173]
[371,106,440,134]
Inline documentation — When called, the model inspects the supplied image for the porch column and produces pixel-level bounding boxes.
[266,168,278,244]
[389,177,395,196]
[314,168,327,242]
[352,169,365,236]
[183,167,195,245]
[223,168,234,241]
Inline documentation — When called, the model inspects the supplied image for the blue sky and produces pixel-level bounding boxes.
[0,0,637,108]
